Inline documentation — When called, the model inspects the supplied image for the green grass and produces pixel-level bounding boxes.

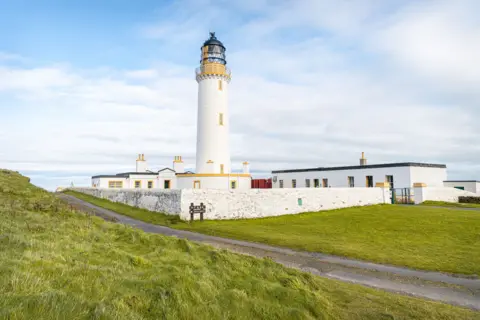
[65,190,480,276]
[2,172,478,319]
[422,200,480,209]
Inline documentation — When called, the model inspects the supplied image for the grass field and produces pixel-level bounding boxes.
[65,190,480,276]
[422,200,480,209]
[3,172,479,319]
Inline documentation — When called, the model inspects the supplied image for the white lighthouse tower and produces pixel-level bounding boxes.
[176,32,251,190]
[195,32,231,174]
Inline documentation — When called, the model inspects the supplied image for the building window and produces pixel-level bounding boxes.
[305,179,311,188]
[348,176,355,188]
[279,180,284,188]
[322,178,328,188]
[193,180,200,189]
[108,181,123,188]
[220,164,224,174]
[164,180,171,189]
[314,179,320,188]
[147,181,153,189]
[218,80,223,91]
[134,180,141,188]
[292,179,297,188]
[386,175,394,189]
[231,180,237,189]
[219,113,224,125]
[366,176,373,188]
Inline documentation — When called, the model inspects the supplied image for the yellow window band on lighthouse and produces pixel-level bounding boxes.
[219,113,224,125]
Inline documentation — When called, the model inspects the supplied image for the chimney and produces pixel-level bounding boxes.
[360,152,367,166]
[136,154,148,172]
[242,161,250,174]
[173,156,185,173]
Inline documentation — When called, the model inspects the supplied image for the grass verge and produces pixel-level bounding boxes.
[4,171,479,318]
[421,200,480,209]
[64,190,480,276]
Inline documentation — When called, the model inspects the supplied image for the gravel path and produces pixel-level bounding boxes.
[59,193,480,311]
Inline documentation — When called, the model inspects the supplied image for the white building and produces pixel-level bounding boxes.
[91,32,251,190]
[91,154,178,189]
[443,180,480,193]
[271,153,447,189]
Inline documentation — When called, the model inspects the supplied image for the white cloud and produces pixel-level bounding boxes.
[2,0,480,191]
[371,0,480,90]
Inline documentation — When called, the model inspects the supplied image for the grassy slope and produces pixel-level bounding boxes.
[3,173,478,319]
[422,200,480,209]
[181,205,480,276]
[65,190,480,276]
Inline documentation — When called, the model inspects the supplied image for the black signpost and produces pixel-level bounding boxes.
[189,202,205,221]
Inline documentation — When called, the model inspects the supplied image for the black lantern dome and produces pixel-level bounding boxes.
[200,32,227,65]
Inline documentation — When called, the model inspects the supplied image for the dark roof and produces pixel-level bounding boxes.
[158,168,175,173]
[272,162,446,174]
[203,32,225,48]
[444,180,480,183]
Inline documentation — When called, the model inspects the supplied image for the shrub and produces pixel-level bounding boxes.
[458,196,480,204]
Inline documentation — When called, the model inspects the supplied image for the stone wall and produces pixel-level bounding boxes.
[70,187,389,221]
[71,188,182,215]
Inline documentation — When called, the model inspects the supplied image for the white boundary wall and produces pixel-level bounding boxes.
[72,188,182,215]
[70,187,389,220]
[414,186,478,204]
[180,188,389,220]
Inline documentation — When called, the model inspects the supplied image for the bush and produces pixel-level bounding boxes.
[458,196,480,204]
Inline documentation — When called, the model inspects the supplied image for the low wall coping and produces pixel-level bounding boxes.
[413,183,427,187]
[375,182,390,188]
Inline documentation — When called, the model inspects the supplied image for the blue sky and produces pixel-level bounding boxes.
[1,0,480,190]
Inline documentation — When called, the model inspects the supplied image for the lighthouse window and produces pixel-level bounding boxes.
[220,164,224,174]
[218,80,222,91]
[219,113,224,125]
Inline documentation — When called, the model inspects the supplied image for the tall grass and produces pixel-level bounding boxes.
[66,190,480,276]
[2,170,477,319]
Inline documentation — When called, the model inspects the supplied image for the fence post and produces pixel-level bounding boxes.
[413,183,427,204]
